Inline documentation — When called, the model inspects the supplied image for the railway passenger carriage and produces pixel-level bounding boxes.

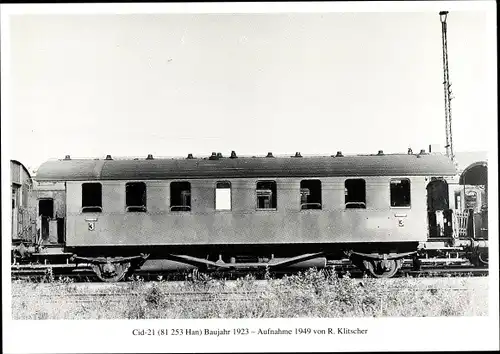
[14,150,472,281]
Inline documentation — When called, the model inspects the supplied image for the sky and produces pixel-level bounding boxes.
[4,4,497,171]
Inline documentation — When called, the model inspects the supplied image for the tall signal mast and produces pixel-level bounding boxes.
[439,11,454,161]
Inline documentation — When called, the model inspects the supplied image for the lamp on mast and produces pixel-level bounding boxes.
[439,10,454,162]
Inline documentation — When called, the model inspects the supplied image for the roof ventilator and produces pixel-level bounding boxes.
[417,149,427,158]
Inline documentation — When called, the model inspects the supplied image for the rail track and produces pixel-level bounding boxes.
[11,261,488,282]
[11,279,485,304]
[11,291,262,303]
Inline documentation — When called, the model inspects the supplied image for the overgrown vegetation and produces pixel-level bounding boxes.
[11,269,488,319]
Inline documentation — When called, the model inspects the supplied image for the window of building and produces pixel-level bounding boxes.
[345,179,366,209]
[171,181,191,211]
[300,180,322,210]
[256,181,277,210]
[12,189,17,209]
[82,183,102,212]
[126,182,147,212]
[12,186,21,210]
[390,179,411,207]
[215,181,231,210]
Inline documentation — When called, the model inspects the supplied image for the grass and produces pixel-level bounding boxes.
[11,269,489,319]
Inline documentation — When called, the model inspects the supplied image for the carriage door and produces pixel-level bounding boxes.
[426,179,449,238]
[38,199,54,243]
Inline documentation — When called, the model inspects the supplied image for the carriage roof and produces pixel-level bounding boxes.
[34,153,457,182]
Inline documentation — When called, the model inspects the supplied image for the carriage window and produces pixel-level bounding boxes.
[82,183,102,212]
[300,180,322,210]
[126,182,147,212]
[38,199,53,241]
[215,181,231,210]
[345,179,366,209]
[171,182,191,212]
[39,199,54,218]
[257,181,277,210]
[390,179,411,207]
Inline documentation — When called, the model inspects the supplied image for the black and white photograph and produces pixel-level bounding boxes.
[2,1,498,353]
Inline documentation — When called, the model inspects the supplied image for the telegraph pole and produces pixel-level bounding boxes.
[439,11,454,162]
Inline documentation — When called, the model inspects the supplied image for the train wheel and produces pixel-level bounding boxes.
[363,259,401,278]
[92,261,131,282]
[472,251,488,268]
[478,252,488,266]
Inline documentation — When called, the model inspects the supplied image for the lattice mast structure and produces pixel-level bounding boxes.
[439,11,455,162]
